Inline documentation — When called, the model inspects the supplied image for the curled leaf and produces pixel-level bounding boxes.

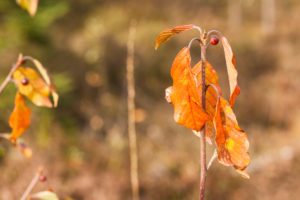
[16,0,39,17]
[9,93,31,142]
[32,58,59,107]
[155,24,195,50]
[12,67,53,107]
[220,36,240,107]
[166,47,210,131]
[214,97,250,177]
[192,61,222,144]
[31,191,59,200]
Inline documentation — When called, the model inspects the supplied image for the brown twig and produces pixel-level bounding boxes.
[126,20,140,200]
[20,167,43,200]
[199,33,208,200]
[0,54,24,95]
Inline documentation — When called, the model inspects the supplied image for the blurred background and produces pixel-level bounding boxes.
[0,0,299,199]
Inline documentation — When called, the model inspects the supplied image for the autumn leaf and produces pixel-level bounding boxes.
[16,0,39,17]
[220,35,240,107]
[32,58,59,107]
[214,97,250,177]
[12,66,53,108]
[9,93,31,142]
[155,24,196,50]
[192,61,222,144]
[166,47,210,131]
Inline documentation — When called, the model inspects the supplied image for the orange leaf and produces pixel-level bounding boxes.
[214,97,250,176]
[192,61,222,144]
[155,24,195,50]
[9,93,31,142]
[167,47,210,131]
[220,36,240,107]
[16,0,39,17]
[12,67,53,107]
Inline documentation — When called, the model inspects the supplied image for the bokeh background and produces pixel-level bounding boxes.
[0,0,300,199]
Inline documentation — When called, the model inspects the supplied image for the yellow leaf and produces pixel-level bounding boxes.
[16,0,39,17]
[12,67,53,107]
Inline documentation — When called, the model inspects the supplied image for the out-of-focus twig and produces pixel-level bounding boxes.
[0,54,23,95]
[126,20,140,200]
[20,167,43,200]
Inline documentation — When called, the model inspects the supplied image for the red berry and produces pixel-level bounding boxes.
[210,36,219,45]
[39,175,47,182]
[20,59,27,65]
[21,78,29,85]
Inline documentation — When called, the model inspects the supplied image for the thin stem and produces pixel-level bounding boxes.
[0,64,18,95]
[20,167,43,200]
[0,54,24,95]
[199,39,207,200]
[207,149,218,170]
[126,20,140,200]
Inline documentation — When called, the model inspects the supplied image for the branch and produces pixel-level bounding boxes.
[0,54,24,95]
[20,167,43,200]
[126,20,140,200]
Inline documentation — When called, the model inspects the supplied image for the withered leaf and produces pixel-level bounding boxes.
[155,24,195,50]
[214,97,250,177]
[192,61,222,144]
[220,36,240,107]
[9,92,31,142]
[167,47,210,131]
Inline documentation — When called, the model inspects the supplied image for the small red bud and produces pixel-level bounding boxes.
[210,35,219,45]
[39,175,47,182]
[20,59,27,65]
[21,78,29,86]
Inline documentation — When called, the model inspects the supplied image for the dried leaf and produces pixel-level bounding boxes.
[167,47,210,131]
[12,67,53,108]
[155,24,195,50]
[32,59,59,107]
[30,191,59,200]
[192,61,222,144]
[9,93,31,142]
[214,97,250,176]
[220,36,240,107]
[16,0,39,17]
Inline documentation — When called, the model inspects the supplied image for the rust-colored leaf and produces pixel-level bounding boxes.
[214,97,250,177]
[220,36,240,107]
[9,93,31,142]
[16,0,39,17]
[192,61,222,144]
[167,47,210,131]
[155,24,195,50]
[12,66,53,108]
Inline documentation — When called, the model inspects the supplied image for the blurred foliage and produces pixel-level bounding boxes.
[0,0,299,199]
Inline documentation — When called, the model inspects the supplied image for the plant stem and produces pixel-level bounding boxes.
[199,41,207,200]
[0,54,23,95]
[126,20,140,200]
[20,167,43,200]
[0,64,18,95]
